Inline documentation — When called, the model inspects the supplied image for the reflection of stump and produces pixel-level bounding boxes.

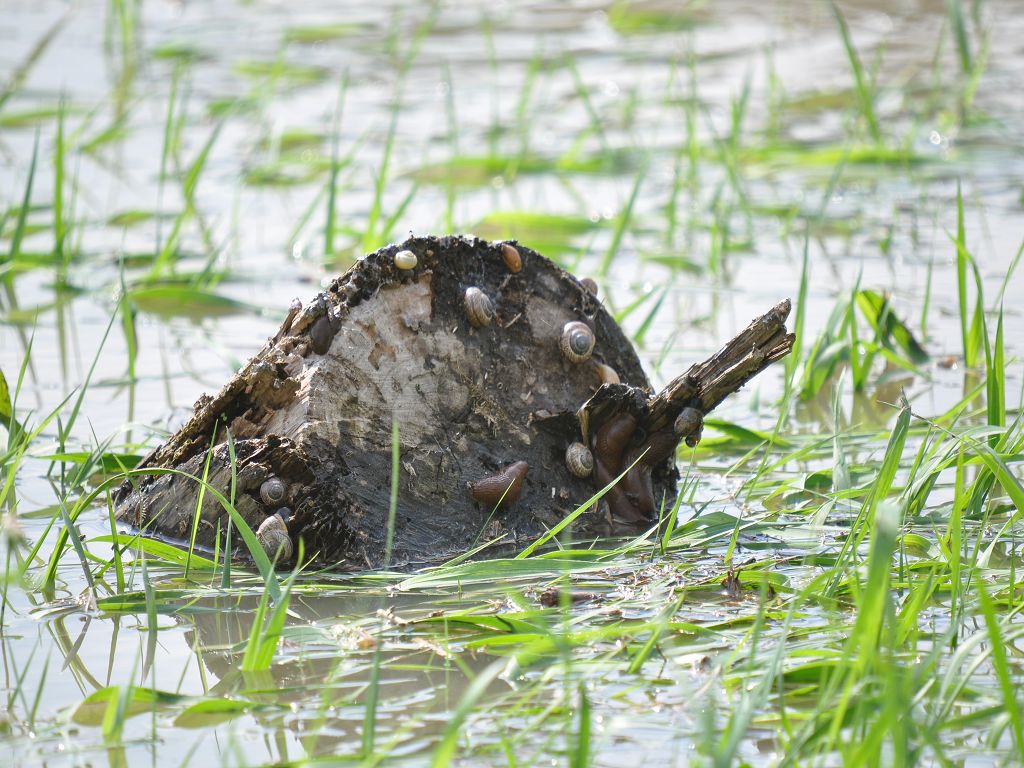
[176,591,504,756]
[114,236,793,568]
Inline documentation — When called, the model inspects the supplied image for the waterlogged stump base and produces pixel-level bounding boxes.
[114,236,793,568]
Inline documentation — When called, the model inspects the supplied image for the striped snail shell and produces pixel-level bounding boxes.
[559,321,595,364]
[674,407,704,447]
[565,442,594,478]
[464,287,494,328]
[393,249,418,270]
[500,243,522,273]
[257,507,293,562]
[260,477,287,506]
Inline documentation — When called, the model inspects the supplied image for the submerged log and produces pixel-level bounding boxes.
[113,235,793,568]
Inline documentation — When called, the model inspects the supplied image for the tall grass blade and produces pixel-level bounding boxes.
[828,0,882,143]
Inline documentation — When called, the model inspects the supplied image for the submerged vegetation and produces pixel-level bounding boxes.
[0,0,1022,765]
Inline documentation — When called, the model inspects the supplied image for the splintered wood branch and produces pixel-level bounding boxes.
[645,299,795,434]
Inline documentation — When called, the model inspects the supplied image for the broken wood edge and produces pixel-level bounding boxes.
[576,299,794,526]
[646,298,794,432]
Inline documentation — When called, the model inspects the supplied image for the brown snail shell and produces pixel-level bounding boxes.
[469,461,528,509]
[674,407,704,447]
[260,477,287,505]
[559,321,595,364]
[393,249,418,270]
[464,287,494,328]
[500,243,522,273]
[256,507,293,562]
[580,277,598,296]
[565,442,594,478]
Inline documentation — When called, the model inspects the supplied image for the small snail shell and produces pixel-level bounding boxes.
[260,477,287,505]
[256,507,293,562]
[560,321,595,364]
[580,277,598,296]
[470,461,529,509]
[674,407,704,447]
[594,362,620,385]
[393,249,417,270]
[500,243,522,273]
[464,287,494,328]
[565,442,594,478]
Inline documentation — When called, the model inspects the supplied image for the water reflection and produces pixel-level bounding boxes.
[44,587,510,760]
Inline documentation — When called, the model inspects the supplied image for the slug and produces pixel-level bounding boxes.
[469,461,529,509]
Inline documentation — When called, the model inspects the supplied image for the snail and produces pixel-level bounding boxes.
[500,243,522,273]
[580,277,598,296]
[590,413,645,524]
[637,429,681,467]
[393,249,418,270]
[260,477,287,506]
[310,314,340,355]
[565,442,594,478]
[619,428,679,519]
[464,287,495,328]
[559,321,595,364]
[674,407,704,447]
[593,412,636,468]
[469,461,529,509]
[594,362,620,386]
[256,507,293,562]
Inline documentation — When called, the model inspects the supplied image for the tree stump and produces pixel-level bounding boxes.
[113,235,793,568]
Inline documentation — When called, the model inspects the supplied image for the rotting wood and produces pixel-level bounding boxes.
[114,235,794,568]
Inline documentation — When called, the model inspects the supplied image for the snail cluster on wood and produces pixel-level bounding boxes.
[114,235,793,569]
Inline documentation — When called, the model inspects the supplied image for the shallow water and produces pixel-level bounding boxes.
[1,0,1023,765]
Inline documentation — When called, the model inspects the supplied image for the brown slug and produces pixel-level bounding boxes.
[469,461,529,509]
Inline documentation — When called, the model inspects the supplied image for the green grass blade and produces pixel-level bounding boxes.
[828,0,881,143]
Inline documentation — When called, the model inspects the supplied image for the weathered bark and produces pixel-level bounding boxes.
[114,235,793,568]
